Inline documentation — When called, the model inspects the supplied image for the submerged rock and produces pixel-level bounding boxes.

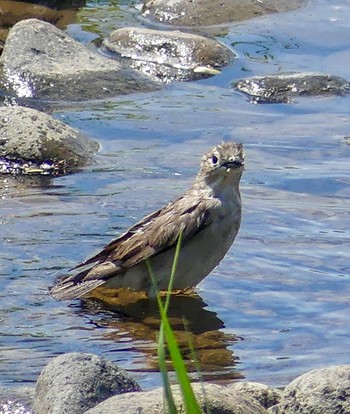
[0,19,160,102]
[0,106,98,173]
[0,175,55,199]
[0,399,33,414]
[0,386,34,414]
[33,353,141,414]
[142,0,305,27]
[102,27,234,82]
[233,72,350,103]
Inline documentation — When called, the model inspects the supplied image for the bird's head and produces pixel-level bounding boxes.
[196,141,245,191]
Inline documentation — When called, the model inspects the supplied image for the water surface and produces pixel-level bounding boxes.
[1,0,350,390]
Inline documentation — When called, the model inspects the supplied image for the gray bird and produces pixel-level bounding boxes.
[50,141,244,300]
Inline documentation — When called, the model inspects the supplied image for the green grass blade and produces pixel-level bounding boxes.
[158,324,177,414]
[164,229,183,313]
[183,318,210,413]
[146,259,177,414]
[147,230,202,413]
[159,304,202,414]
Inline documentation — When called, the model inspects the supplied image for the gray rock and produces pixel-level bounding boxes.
[33,353,141,414]
[103,27,234,82]
[0,386,34,414]
[85,382,268,414]
[273,365,350,414]
[233,72,350,103]
[227,381,282,409]
[0,106,98,173]
[0,399,33,414]
[0,19,160,101]
[142,0,305,27]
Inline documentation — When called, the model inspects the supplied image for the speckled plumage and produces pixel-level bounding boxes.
[50,142,244,300]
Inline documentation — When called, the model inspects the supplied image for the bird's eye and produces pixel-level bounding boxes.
[211,155,218,165]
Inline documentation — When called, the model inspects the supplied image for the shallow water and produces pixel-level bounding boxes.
[1,0,350,391]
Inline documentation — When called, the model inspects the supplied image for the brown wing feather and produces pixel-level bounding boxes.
[50,195,219,300]
[105,196,216,267]
[73,207,164,269]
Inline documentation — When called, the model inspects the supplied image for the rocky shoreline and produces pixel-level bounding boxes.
[1,16,349,174]
[1,352,349,414]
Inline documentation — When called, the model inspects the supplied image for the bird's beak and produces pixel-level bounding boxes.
[222,158,245,169]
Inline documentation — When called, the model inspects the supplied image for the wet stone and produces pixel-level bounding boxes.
[0,18,160,102]
[142,0,305,27]
[0,106,98,173]
[233,72,350,103]
[0,400,33,414]
[102,27,235,82]
[0,386,34,414]
[0,158,66,175]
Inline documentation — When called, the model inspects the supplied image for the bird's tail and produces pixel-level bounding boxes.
[49,273,105,301]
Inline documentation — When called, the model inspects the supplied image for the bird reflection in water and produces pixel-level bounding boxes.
[76,289,243,382]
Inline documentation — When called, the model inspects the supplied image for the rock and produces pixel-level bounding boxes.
[0,0,81,49]
[102,27,234,82]
[142,0,305,27]
[85,382,268,414]
[33,353,141,414]
[0,0,82,29]
[0,386,34,414]
[273,365,350,414]
[0,106,98,173]
[233,72,350,103]
[227,382,282,409]
[0,399,33,414]
[0,19,160,102]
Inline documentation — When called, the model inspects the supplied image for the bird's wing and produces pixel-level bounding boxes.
[50,195,220,300]
[81,194,219,269]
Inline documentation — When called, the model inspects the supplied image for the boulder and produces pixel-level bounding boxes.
[0,106,98,173]
[233,72,350,103]
[227,381,282,409]
[33,353,141,414]
[85,382,268,414]
[142,0,305,27]
[103,27,234,81]
[0,19,160,101]
[272,365,350,414]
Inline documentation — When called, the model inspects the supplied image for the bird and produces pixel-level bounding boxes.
[50,141,244,301]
